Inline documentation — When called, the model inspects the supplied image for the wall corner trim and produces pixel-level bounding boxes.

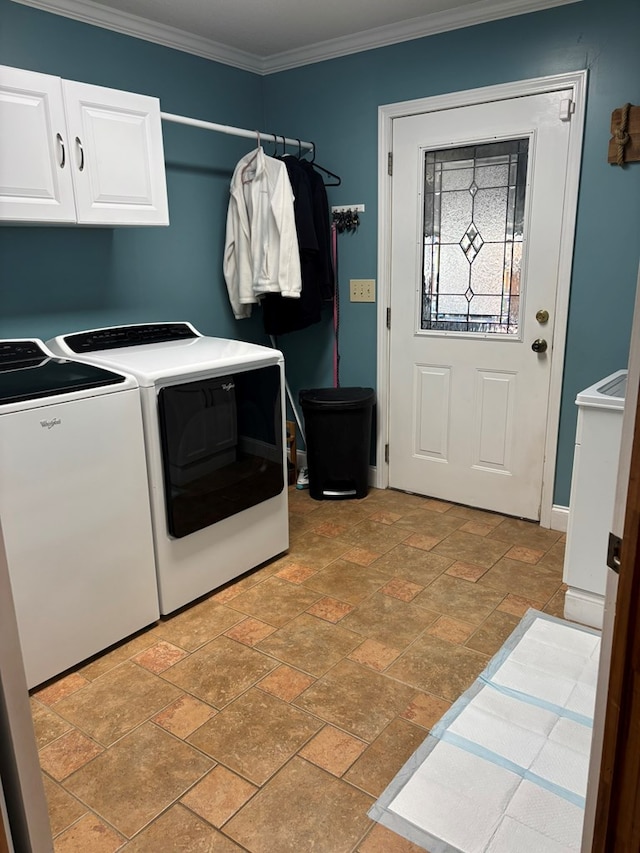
[10,0,582,75]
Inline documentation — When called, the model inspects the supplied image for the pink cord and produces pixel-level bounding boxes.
[331,222,339,387]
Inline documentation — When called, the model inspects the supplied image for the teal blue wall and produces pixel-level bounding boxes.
[1,0,639,506]
[0,0,267,346]
[263,0,640,506]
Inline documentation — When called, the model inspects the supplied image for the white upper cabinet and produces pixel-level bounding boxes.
[62,80,169,225]
[0,66,77,222]
[0,66,169,226]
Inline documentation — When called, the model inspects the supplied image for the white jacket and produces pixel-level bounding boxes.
[223,147,301,319]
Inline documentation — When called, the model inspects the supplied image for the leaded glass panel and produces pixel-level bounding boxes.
[422,138,528,335]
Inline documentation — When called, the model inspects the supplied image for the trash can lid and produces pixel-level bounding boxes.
[299,387,375,410]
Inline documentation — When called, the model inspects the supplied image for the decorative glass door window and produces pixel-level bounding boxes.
[422,138,529,335]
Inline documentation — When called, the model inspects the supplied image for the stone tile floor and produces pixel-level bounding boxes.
[31,486,567,852]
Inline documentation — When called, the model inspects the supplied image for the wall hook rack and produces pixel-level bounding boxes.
[331,205,364,234]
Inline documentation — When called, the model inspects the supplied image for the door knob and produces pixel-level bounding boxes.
[536,309,549,324]
[531,339,548,354]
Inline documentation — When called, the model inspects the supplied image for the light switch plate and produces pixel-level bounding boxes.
[350,279,375,302]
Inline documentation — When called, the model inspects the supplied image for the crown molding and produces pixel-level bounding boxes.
[261,0,581,73]
[9,0,263,73]
[10,0,582,76]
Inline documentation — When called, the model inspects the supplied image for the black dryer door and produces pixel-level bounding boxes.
[158,364,284,538]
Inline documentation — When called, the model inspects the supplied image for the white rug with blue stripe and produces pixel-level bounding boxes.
[369,610,600,853]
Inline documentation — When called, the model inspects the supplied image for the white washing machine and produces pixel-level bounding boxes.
[0,339,158,688]
[48,322,289,615]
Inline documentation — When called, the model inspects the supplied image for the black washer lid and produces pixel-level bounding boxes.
[299,387,375,410]
[0,340,125,405]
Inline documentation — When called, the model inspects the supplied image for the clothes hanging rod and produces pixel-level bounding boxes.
[160,111,313,152]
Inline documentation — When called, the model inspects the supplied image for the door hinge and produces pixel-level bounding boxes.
[385,444,389,464]
[607,532,622,574]
[386,307,391,329]
[388,151,393,176]
[559,98,575,122]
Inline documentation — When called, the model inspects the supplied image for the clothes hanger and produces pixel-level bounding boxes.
[268,134,286,159]
[303,142,342,186]
[277,135,298,162]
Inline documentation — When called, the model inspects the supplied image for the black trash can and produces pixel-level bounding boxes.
[299,387,375,500]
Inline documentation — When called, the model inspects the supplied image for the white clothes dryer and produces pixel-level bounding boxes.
[0,339,158,688]
[48,323,289,615]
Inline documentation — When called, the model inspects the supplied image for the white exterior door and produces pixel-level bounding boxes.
[388,89,577,520]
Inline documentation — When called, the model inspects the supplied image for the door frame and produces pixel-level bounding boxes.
[584,263,640,850]
[376,71,587,527]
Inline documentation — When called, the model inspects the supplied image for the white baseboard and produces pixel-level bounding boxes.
[564,587,604,629]
[296,452,567,518]
[550,504,569,532]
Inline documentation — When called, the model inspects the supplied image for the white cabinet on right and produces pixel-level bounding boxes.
[563,370,627,628]
[0,65,169,226]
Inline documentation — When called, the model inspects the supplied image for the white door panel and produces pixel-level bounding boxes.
[389,90,574,519]
[0,66,76,222]
[414,365,450,460]
[473,370,516,472]
[62,80,169,225]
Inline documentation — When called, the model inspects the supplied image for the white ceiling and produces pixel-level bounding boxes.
[12,0,579,73]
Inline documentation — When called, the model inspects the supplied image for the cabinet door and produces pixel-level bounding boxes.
[62,80,169,226]
[0,65,76,223]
